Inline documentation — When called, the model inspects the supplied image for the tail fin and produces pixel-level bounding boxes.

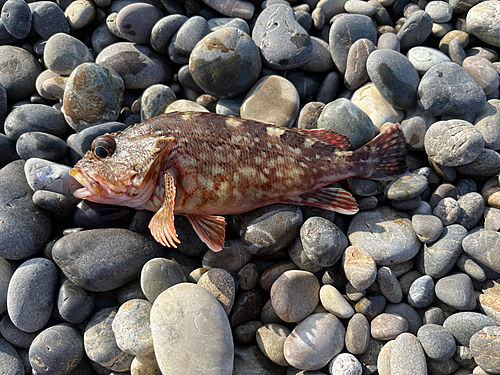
[356,123,407,180]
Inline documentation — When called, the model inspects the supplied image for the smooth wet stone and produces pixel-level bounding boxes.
[443,312,498,346]
[240,204,302,256]
[202,0,254,19]
[407,46,451,76]
[462,230,500,273]
[202,239,252,272]
[96,42,171,90]
[190,26,261,99]
[5,104,69,140]
[470,326,500,374]
[350,83,405,129]
[7,258,57,333]
[320,285,354,319]
[233,343,284,374]
[412,214,443,243]
[397,10,433,50]
[198,268,235,315]
[53,228,165,292]
[417,324,456,361]
[316,98,375,150]
[57,279,95,324]
[111,299,153,357]
[418,62,487,116]
[271,270,319,323]
[16,132,66,162]
[390,333,427,375]
[44,33,94,75]
[229,288,267,327]
[116,3,161,44]
[355,295,387,321]
[284,313,345,371]
[252,4,311,70]
[255,323,291,366]
[30,1,70,39]
[151,283,233,374]
[84,307,134,371]
[140,258,186,303]
[371,313,408,340]
[366,49,420,109]
[168,16,210,65]
[424,119,484,167]
[408,275,435,308]
[151,14,188,54]
[240,75,300,128]
[463,56,500,95]
[378,266,403,304]
[435,273,476,310]
[29,323,84,374]
[329,353,362,375]
[345,313,370,355]
[344,38,376,90]
[466,1,500,47]
[0,338,25,374]
[1,0,31,39]
[62,63,124,131]
[347,206,420,266]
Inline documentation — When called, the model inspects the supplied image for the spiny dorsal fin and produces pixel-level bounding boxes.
[291,128,350,151]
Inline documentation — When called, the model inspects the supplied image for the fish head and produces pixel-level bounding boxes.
[70,132,175,207]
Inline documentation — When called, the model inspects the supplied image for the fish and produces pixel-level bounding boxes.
[70,111,407,252]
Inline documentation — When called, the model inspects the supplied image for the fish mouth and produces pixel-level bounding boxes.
[69,168,103,198]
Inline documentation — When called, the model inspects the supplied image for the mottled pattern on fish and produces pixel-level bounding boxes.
[70,112,407,251]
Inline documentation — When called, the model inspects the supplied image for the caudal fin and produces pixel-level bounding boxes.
[356,123,407,180]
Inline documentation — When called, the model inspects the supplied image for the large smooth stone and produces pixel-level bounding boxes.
[150,283,233,374]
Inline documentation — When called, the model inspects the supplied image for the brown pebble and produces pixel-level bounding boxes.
[259,261,298,292]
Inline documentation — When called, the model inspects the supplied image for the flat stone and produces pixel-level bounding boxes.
[411,214,443,243]
[201,0,254,19]
[344,38,376,91]
[16,132,67,162]
[417,324,456,361]
[345,313,370,355]
[29,1,70,39]
[140,258,186,303]
[385,173,428,201]
[371,313,408,340]
[151,283,233,374]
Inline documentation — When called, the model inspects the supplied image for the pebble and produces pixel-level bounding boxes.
[417,323,456,361]
[168,16,210,65]
[320,284,354,319]
[329,353,362,375]
[44,33,94,76]
[229,288,266,327]
[252,4,312,70]
[344,38,376,91]
[317,98,375,149]
[475,99,500,150]
[64,0,95,30]
[140,257,186,303]
[407,275,435,308]
[479,293,500,324]
[449,38,467,65]
[0,338,25,374]
[397,10,433,50]
[470,326,500,374]
[411,214,443,243]
[357,337,384,374]
[456,148,500,177]
[63,63,124,131]
[371,313,408,340]
[355,295,387,320]
[16,132,67,162]
[435,273,476,310]
[255,323,291,366]
[385,173,428,201]
[52,228,165,292]
[432,197,460,225]
[29,1,70,39]
[0,258,13,314]
[198,268,235,314]
[407,46,451,76]
[1,0,32,39]
[150,283,233,374]
[390,333,427,375]
[7,258,57,333]
[233,342,284,374]
[443,311,498,346]
[201,0,254,20]
[377,32,400,51]
[378,266,403,304]
[190,26,261,99]
[57,279,95,324]
[0,316,38,349]
[300,36,334,73]
[29,323,84,374]
[140,84,177,121]
[284,313,345,371]
[384,303,422,335]
[425,1,453,23]
[345,313,370,354]
[466,1,500,47]
[456,192,485,230]
[151,14,188,54]
[463,56,500,95]
[116,3,161,44]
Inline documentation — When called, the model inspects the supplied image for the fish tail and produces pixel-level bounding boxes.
[355,123,407,180]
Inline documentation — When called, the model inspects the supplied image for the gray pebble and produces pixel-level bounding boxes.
[140,257,186,303]
[456,192,484,230]
[371,313,408,340]
[390,333,427,375]
[16,132,66,162]
[377,32,400,51]
[116,3,161,44]
[397,10,433,50]
[354,295,386,321]
[385,173,428,201]
[0,257,13,314]
[44,33,94,75]
[300,36,334,73]
[378,266,403,304]
[198,268,236,315]
[425,1,453,23]
[234,321,263,344]
[342,245,377,291]
[233,342,284,374]
[443,311,498,346]
[423,306,445,325]
[202,239,252,272]
[151,14,188,54]
[140,84,176,122]
[384,302,422,335]
[57,278,95,324]
[238,263,259,291]
[208,17,250,34]
[463,56,500,95]
[230,288,267,327]
[356,337,384,375]
[316,71,341,104]
[344,38,376,90]
[412,214,443,243]
[345,313,370,355]
[435,273,476,310]
[168,16,209,65]
[475,99,500,150]
[456,148,500,177]
[116,280,146,305]
[408,275,435,308]
[399,270,422,296]
[1,0,32,39]
[0,338,24,375]
[407,46,451,76]
[29,1,70,39]
[29,323,84,375]
[433,197,460,225]
[449,38,467,65]
[0,315,38,349]
[456,253,487,281]
[329,353,362,375]
[7,258,57,333]
[288,236,323,273]
[462,230,500,273]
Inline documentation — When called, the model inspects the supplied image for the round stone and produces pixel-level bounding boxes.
[418,62,487,116]
[240,75,300,128]
[424,119,484,167]
[255,323,291,366]
[151,283,233,374]
[466,1,500,47]
[29,324,84,375]
[417,324,456,361]
[252,4,312,70]
[470,326,500,374]
[433,197,460,226]
[385,173,428,201]
[116,3,161,44]
[425,1,453,22]
[1,0,32,39]
[345,313,370,355]
[366,49,420,109]
[462,56,500,95]
[57,279,94,324]
[390,333,427,375]
[190,26,261,99]
[456,192,485,230]
[270,270,320,323]
[0,338,24,374]
[168,16,209,65]
[284,313,345,371]
[329,353,362,375]
[300,36,334,73]
[316,98,376,150]
[0,46,42,102]
[111,299,153,357]
[320,284,354,319]
[456,148,500,177]
[347,206,420,265]
[407,46,451,76]
[62,63,124,132]
[354,295,387,320]
[396,10,433,50]
[16,132,67,162]
[64,0,95,30]
[407,275,435,308]
[371,313,409,340]
[411,214,443,243]
[259,261,298,292]
[29,1,70,39]
[201,239,252,272]
[96,42,171,90]
[140,84,177,122]
[140,257,186,303]
[197,268,235,315]
[436,273,476,310]
[150,14,188,54]
[475,99,500,150]
[7,258,57,333]
[443,312,498,346]
[44,33,94,75]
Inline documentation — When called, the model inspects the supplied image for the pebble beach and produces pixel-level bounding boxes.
[1,0,500,374]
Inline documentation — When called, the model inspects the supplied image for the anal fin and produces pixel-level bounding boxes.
[281,187,359,215]
[187,214,226,252]
[149,173,180,248]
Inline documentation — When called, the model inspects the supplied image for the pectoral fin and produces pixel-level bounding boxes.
[186,214,226,252]
[149,173,180,247]
[281,187,359,215]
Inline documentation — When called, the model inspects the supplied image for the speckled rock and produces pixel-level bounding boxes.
[1,0,32,39]
[411,214,443,243]
[116,3,161,44]
[371,313,409,340]
[62,63,124,132]
[30,1,70,39]
[385,173,428,201]
[462,230,500,273]
[329,353,362,375]
[140,84,177,122]
[470,326,500,374]
[150,283,233,374]
[44,33,94,75]
[255,323,291,366]
[479,293,500,324]
[417,324,456,361]
[443,312,498,346]
[140,258,186,303]
[198,268,236,315]
[435,273,476,310]
[408,275,435,308]
[466,1,500,47]
[345,313,370,355]
[64,0,95,30]
[355,295,387,320]
[456,148,500,177]
[390,333,427,375]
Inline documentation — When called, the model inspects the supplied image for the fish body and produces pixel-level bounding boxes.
[70,112,407,251]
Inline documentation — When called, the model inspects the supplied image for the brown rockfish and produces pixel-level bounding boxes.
[70,112,406,251]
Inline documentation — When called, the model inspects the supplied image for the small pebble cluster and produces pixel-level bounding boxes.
[1,0,500,374]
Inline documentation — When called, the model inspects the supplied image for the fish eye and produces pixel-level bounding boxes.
[91,135,116,159]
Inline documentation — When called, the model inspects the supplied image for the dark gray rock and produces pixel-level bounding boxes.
[52,228,165,292]
[140,257,186,303]
[345,313,370,355]
[29,324,84,375]
[344,38,376,90]
[233,343,285,374]
[423,307,445,325]
[384,303,422,335]
[44,33,94,75]
[285,69,323,103]
[408,275,435,308]
[1,0,32,39]
[456,148,500,177]
[168,16,209,65]
[432,197,460,226]
[7,258,57,333]
[252,4,312,70]
[140,84,176,122]
[443,312,498,346]
[462,230,500,273]
[378,266,403,304]
[91,22,120,55]
[354,295,386,321]
[0,338,24,375]
[396,10,433,50]
[115,3,161,44]
[435,273,476,310]
[16,132,67,162]
[316,71,341,104]
[29,1,70,39]
[418,62,487,116]
[151,15,188,54]
[412,214,443,243]
[0,257,13,314]
[57,279,95,324]
[202,239,252,272]
[115,280,145,304]
[356,337,384,375]
[300,36,335,73]
[229,288,267,327]
[0,316,38,349]
[456,192,484,230]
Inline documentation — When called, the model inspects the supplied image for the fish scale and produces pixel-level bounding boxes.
[70,111,407,251]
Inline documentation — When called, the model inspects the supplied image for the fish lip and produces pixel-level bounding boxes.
[69,168,103,196]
